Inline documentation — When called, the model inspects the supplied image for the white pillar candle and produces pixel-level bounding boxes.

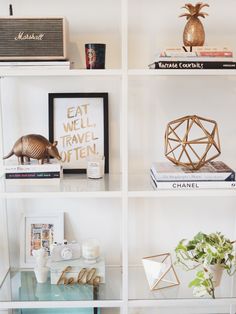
[82,239,100,264]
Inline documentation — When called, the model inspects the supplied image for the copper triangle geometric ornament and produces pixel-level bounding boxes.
[165,115,221,170]
[142,253,180,291]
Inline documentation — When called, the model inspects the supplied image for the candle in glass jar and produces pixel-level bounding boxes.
[82,239,100,264]
[87,156,105,179]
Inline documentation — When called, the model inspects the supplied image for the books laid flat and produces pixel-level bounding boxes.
[161,46,232,52]
[4,160,61,173]
[150,161,235,182]
[151,46,235,70]
[160,51,233,58]
[5,172,61,179]
[4,160,63,179]
[157,57,234,62]
[160,46,233,58]
[148,61,236,70]
[150,173,236,190]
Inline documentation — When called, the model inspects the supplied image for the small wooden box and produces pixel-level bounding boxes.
[50,258,106,284]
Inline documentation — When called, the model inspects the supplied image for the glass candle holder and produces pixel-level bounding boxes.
[87,156,105,179]
[82,239,100,264]
[85,43,106,69]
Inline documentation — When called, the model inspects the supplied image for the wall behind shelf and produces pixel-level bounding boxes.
[1,76,121,174]
[7,198,122,268]
[128,197,236,265]
[128,0,236,69]
[128,76,236,174]
[0,0,121,69]
[0,203,9,282]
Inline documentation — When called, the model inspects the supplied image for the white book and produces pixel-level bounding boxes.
[150,161,235,182]
[162,46,232,52]
[0,61,70,66]
[0,66,70,70]
[157,57,234,62]
[4,160,62,173]
[150,173,236,190]
[0,61,71,70]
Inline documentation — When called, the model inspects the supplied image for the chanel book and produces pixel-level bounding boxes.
[150,173,236,190]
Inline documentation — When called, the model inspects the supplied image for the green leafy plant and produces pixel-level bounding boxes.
[175,232,236,298]
[189,269,215,298]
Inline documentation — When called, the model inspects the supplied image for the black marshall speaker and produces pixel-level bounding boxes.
[0,17,67,60]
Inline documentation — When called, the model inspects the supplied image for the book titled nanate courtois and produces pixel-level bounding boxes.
[150,161,235,182]
[148,61,236,70]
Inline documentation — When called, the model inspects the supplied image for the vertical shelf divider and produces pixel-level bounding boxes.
[121,0,128,313]
[0,77,10,285]
[0,77,4,174]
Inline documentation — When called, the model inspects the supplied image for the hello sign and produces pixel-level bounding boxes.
[57,266,101,286]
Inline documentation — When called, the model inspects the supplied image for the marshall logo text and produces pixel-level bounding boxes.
[14,32,45,41]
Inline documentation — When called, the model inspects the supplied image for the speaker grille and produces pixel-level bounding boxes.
[0,18,65,58]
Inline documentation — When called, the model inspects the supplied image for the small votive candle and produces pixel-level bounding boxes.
[87,156,105,179]
[82,239,100,264]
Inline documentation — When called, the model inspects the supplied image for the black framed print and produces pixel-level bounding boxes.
[49,93,109,174]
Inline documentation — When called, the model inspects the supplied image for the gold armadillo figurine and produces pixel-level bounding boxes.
[3,134,61,164]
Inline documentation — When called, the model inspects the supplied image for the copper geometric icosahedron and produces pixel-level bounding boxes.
[164,115,221,170]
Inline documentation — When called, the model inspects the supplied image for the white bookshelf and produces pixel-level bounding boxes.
[0,0,236,314]
[0,174,121,199]
[0,69,123,77]
[128,69,236,76]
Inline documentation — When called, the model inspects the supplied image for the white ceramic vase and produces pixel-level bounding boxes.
[34,266,49,284]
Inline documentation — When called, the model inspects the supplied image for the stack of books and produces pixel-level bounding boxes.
[148,46,235,70]
[150,161,236,190]
[4,160,63,180]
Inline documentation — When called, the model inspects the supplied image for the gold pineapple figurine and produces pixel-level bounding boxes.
[179,2,209,47]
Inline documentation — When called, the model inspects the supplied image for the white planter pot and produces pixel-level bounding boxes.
[208,264,224,287]
[34,266,49,283]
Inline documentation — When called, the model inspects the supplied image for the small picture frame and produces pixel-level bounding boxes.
[20,212,64,268]
[49,93,109,174]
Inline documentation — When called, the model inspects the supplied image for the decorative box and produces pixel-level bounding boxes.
[19,271,100,314]
[0,17,67,60]
[50,258,105,285]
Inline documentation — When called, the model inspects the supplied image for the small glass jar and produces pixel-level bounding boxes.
[82,238,100,264]
[87,156,105,179]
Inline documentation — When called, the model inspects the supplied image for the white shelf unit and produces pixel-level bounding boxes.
[0,69,123,77]
[128,69,236,76]
[0,0,236,314]
[0,174,122,199]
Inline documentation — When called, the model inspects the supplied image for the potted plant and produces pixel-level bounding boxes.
[175,232,236,298]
